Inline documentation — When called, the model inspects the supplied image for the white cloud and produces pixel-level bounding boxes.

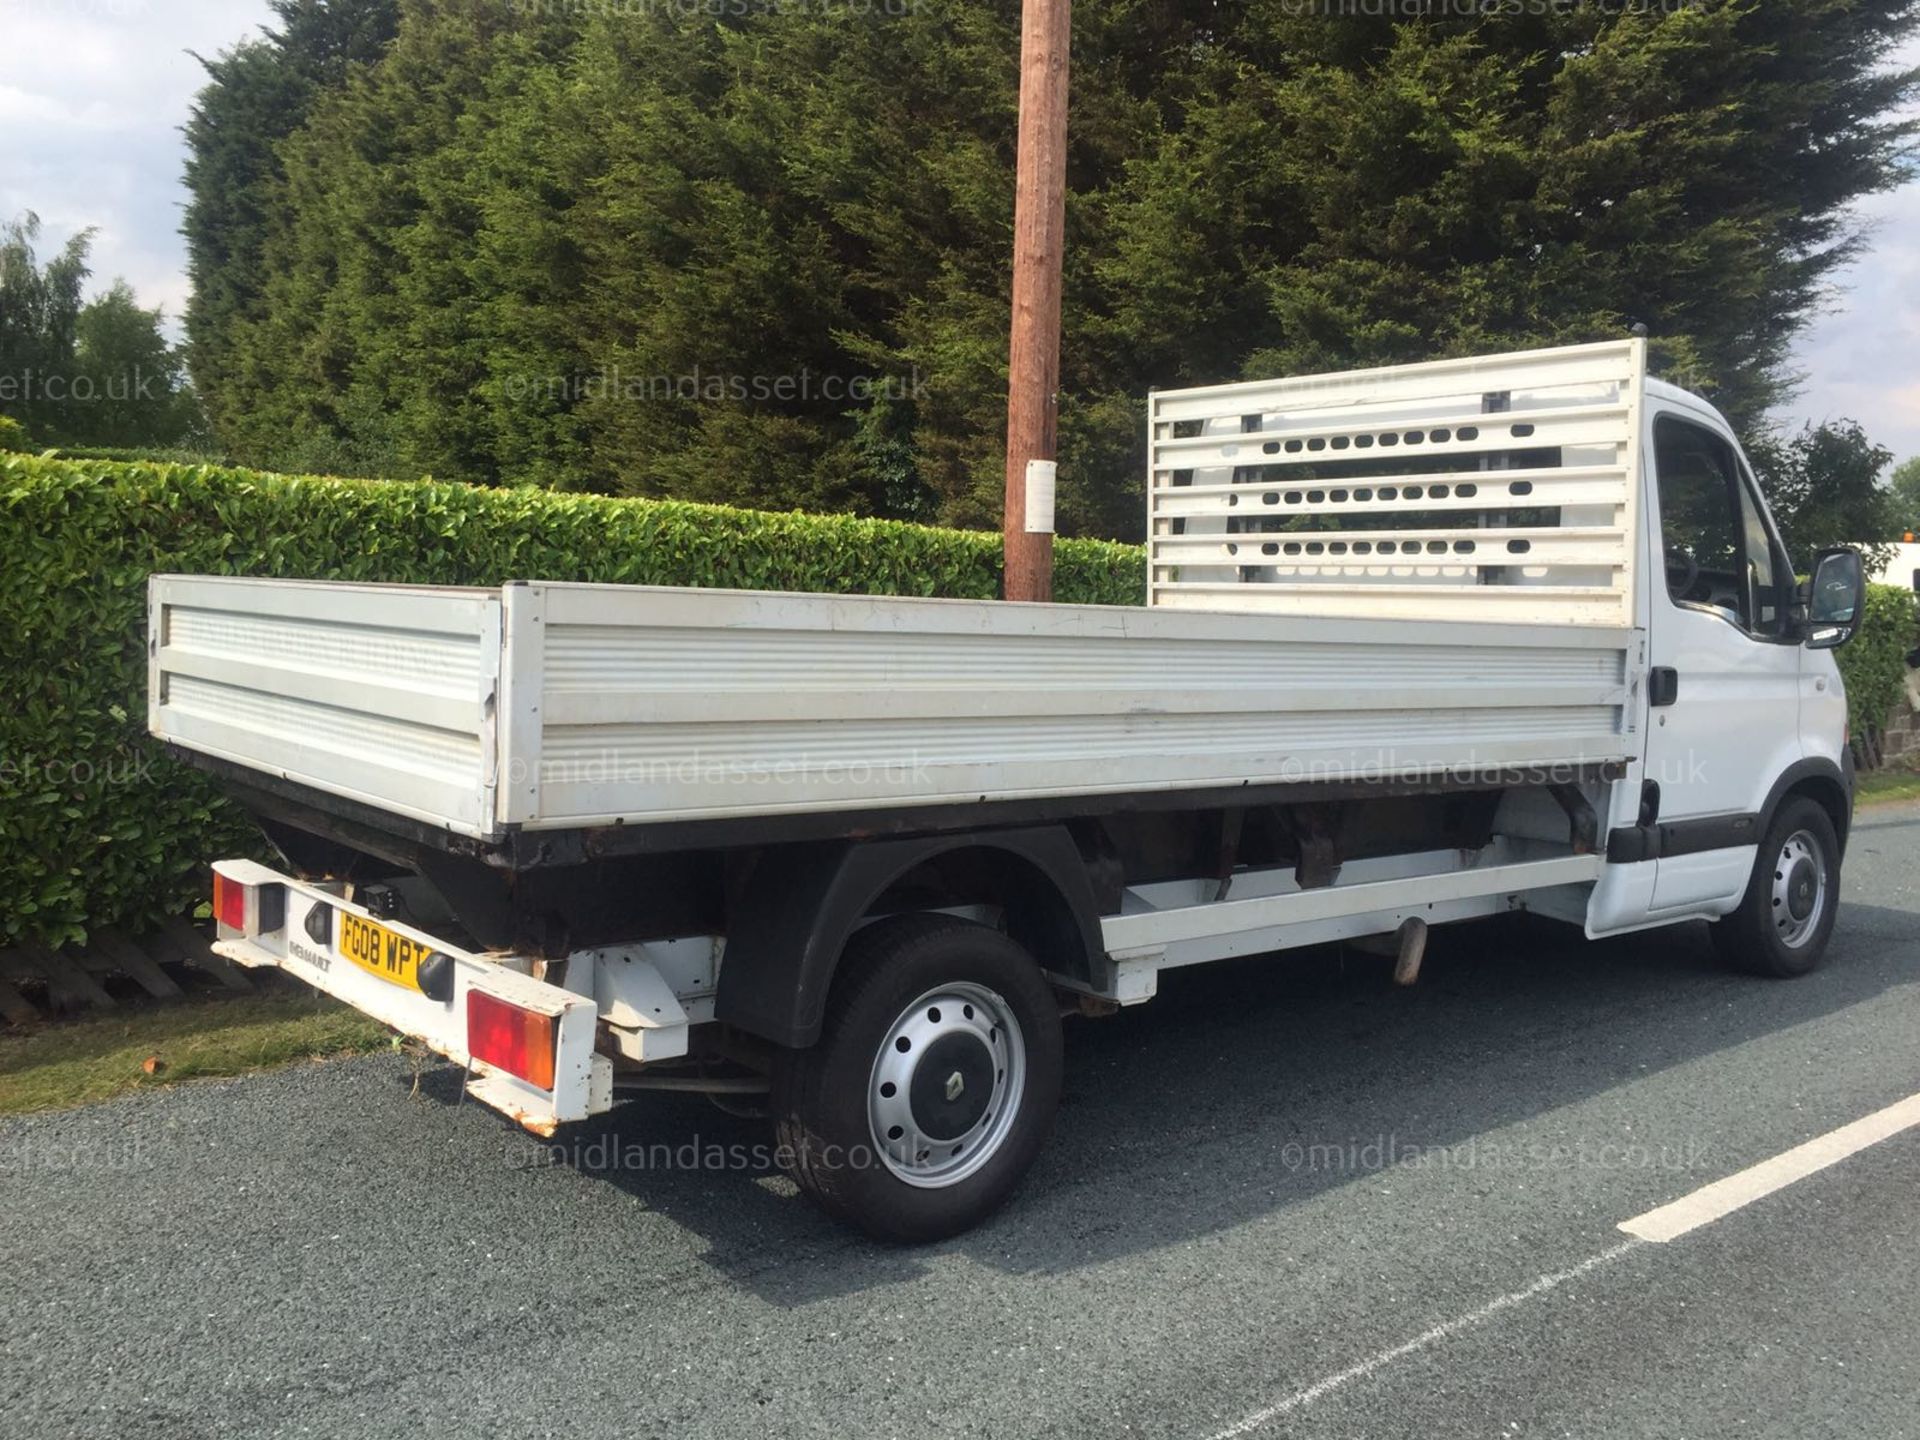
[0,0,275,327]
[1779,34,1920,467]
[0,84,129,133]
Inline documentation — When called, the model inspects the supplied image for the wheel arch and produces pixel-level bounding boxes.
[1764,757,1853,859]
[716,826,1105,1049]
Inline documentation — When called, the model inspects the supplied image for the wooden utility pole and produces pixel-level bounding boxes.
[1001,0,1070,602]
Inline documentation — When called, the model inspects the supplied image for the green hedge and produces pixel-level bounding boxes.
[6,450,1912,949]
[34,445,232,465]
[1837,583,1920,769]
[0,454,1144,947]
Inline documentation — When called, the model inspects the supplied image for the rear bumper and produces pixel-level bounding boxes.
[210,859,610,1135]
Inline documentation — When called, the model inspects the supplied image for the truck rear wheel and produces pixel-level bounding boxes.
[773,913,1063,1242]
[1708,796,1841,978]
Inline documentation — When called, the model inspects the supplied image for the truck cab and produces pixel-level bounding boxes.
[1586,378,1856,957]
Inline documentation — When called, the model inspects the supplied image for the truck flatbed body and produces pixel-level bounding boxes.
[150,574,1635,861]
[151,341,1866,1238]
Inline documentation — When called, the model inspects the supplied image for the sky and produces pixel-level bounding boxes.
[1786,33,1920,464]
[1,2,1917,465]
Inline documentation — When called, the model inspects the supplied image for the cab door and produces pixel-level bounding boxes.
[1639,407,1803,912]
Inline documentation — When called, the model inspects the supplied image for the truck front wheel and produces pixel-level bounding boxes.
[773,913,1063,1242]
[1709,796,1841,978]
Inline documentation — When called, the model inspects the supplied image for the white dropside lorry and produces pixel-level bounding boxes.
[150,340,1867,1240]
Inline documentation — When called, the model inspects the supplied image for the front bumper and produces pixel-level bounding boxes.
[210,859,610,1135]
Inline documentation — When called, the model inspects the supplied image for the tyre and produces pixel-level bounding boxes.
[1708,796,1841,978]
[772,913,1063,1242]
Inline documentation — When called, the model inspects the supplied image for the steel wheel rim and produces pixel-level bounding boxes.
[867,982,1025,1189]
[1770,829,1827,949]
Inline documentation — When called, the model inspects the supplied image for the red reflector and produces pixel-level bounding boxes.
[467,991,557,1091]
[213,871,248,931]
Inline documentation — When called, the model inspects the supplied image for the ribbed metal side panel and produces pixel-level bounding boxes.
[526,584,1632,829]
[167,607,480,690]
[166,675,482,781]
[151,575,1635,839]
[544,629,1621,692]
[149,576,500,836]
[1146,339,1646,627]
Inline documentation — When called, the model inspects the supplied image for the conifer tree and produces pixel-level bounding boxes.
[185,0,1920,537]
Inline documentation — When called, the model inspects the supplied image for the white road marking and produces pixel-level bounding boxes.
[1202,1240,1642,1440]
[1207,1093,1920,1438]
[1619,1089,1920,1243]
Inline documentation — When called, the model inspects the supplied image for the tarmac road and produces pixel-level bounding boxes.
[4,803,1918,1439]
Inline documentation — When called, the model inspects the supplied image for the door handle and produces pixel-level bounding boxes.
[1649,667,1679,707]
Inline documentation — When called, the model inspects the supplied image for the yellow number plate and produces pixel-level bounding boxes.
[337,912,432,992]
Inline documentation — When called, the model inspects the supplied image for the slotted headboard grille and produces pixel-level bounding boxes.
[1146,340,1645,626]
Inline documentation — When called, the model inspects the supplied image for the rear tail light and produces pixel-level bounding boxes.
[212,871,247,930]
[467,991,557,1090]
[211,868,285,937]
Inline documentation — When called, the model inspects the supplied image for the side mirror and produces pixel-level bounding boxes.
[1804,547,1866,650]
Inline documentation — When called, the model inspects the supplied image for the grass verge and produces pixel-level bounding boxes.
[1856,767,1920,807]
[0,991,394,1117]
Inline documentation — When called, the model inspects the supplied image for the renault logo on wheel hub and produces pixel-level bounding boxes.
[945,1070,965,1102]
